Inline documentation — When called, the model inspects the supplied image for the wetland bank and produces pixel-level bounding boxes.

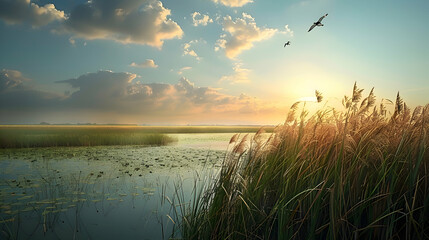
[0,126,271,239]
[1,88,429,240]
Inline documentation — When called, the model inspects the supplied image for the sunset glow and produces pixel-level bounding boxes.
[1,0,428,125]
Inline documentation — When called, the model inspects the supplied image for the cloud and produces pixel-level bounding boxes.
[130,59,159,68]
[56,71,138,110]
[0,0,66,27]
[62,0,183,48]
[0,69,64,119]
[183,40,201,61]
[0,69,29,92]
[69,37,75,45]
[55,71,233,112]
[282,24,294,36]
[0,70,284,124]
[216,13,277,59]
[212,0,253,7]
[219,63,251,84]
[191,12,213,26]
[178,66,192,75]
[55,72,278,120]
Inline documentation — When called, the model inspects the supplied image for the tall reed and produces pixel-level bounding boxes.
[180,83,429,239]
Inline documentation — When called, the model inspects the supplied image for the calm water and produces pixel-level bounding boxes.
[0,133,238,240]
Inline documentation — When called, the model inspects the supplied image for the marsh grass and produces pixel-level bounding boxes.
[0,127,176,148]
[0,126,273,148]
[179,83,429,239]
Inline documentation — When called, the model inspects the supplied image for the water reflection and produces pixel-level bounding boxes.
[0,134,231,239]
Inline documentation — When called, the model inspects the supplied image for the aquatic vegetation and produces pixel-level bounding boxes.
[180,84,429,239]
[0,140,226,239]
[0,127,178,148]
[0,126,273,149]
[0,160,166,239]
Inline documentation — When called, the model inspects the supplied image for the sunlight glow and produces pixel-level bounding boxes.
[297,96,318,102]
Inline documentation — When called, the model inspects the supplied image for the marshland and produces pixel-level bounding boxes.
[1,84,428,239]
[0,125,272,148]
[1,1,429,239]
[177,85,429,239]
[0,125,272,239]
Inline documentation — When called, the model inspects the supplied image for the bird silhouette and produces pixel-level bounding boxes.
[284,41,291,47]
[308,14,328,32]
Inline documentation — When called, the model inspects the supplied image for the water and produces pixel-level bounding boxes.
[0,133,237,240]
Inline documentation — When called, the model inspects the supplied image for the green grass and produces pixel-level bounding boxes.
[0,126,177,148]
[179,83,429,239]
[0,125,273,148]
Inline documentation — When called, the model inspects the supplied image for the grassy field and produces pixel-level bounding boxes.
[0,125,273,148]
[0,126,174,148]
[178,84,429,239]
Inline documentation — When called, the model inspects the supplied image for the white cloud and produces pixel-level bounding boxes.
[219,63,251,84]
[0,0,66,27]
[216,13,277,59]
[281,24,294,36]
[183,40,201,61]
[191,12,213,26]
[62,0,183,48]
[130,59,159,68]
[212,0,253,7]
[178,66,192,75]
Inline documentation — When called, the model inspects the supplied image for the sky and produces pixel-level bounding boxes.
[0,0,428,125]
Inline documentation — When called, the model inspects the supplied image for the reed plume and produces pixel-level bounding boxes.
[180,83,429,240]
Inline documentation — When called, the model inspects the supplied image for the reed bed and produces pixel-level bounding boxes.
[0,126,273,148]
[179,83,429,239]
[0,127,176,148]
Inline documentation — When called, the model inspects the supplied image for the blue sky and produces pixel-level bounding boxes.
[0,0,428,124]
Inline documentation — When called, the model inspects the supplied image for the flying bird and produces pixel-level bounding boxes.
[284,41,291,47]
[308,13,328,32]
